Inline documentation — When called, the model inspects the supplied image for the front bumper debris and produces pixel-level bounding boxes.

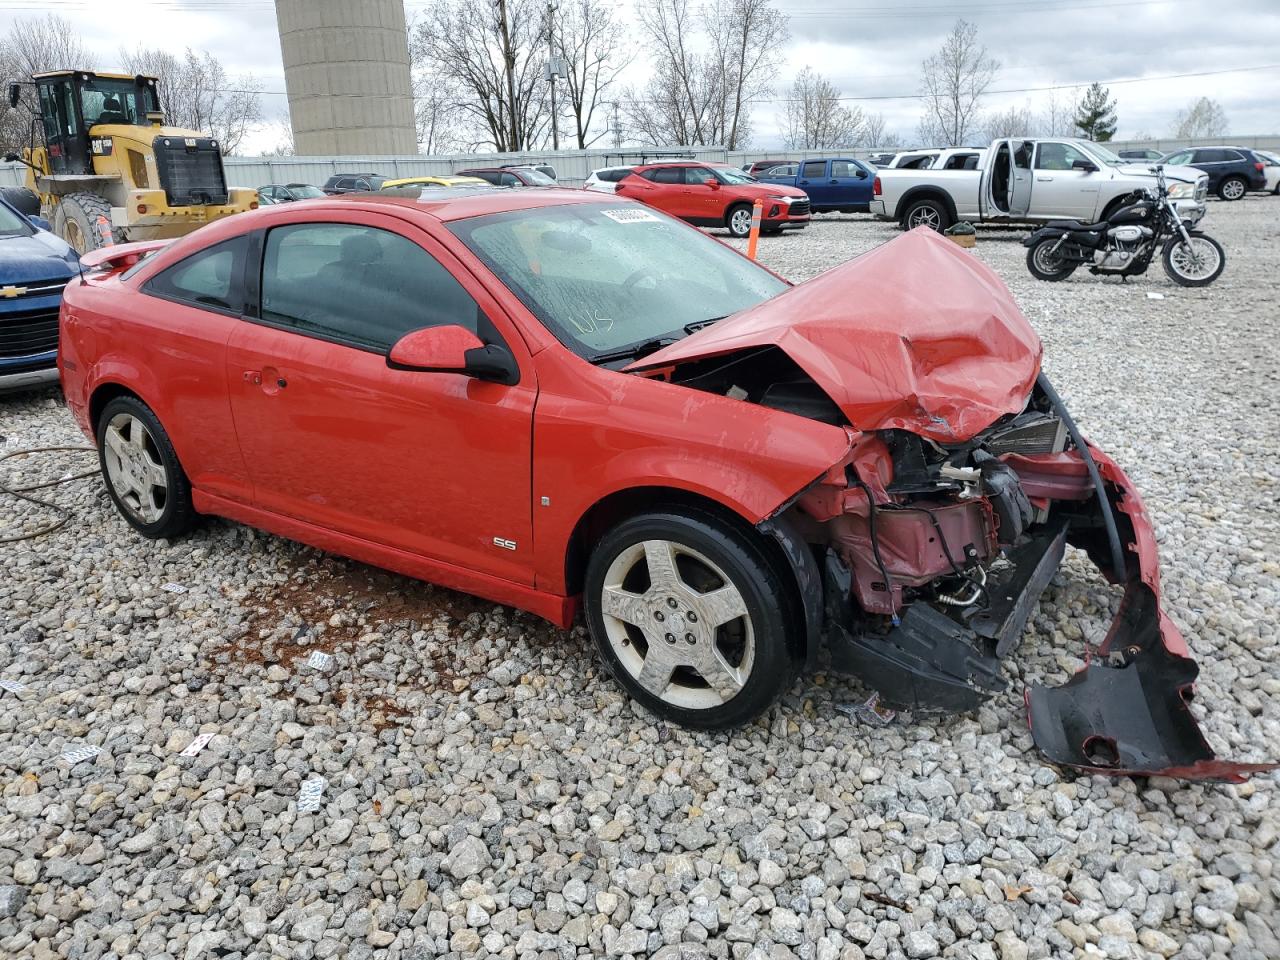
[822,443,1276,782]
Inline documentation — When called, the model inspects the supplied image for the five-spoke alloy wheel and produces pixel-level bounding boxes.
[585,510,793,728]
[97,396,196,538]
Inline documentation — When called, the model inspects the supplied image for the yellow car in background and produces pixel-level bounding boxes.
[379,175,488,190]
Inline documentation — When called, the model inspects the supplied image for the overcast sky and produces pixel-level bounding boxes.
[6,0,1278,153]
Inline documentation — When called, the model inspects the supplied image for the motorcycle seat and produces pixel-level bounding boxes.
[1045,219,1109,232]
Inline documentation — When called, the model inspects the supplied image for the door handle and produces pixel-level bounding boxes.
[1036,176,1054,182]
[829,179,839,184]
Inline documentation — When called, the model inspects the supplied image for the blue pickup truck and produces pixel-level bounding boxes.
[758,158,876,213]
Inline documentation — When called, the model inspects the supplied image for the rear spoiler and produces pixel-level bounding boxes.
[79,238,172,273]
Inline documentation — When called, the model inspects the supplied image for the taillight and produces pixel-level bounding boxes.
[1255,162,1265,172]
[873,176,882,196]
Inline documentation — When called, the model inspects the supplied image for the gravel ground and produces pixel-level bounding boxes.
[1,197,1278,960]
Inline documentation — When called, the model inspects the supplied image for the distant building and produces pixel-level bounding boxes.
[274,0,417,156]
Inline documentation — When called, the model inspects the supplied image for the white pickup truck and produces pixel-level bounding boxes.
[871,137,1209,231]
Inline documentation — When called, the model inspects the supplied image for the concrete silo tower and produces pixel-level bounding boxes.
[274,0,418,155]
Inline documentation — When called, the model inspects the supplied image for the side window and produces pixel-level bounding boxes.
[143,236,246,313]
[800,160,826,179]
[1035,142,1087,171]
[652,167,683,184]
[1166,151,1191,165]
[684,167,712,185]
[500,173,520,186]
[830,160,855,178]
[354,179,371,191]
[1013,142,1033,169]
[259,223,480,352]
[1193,149,1220,163]
[1222,150,1244,162]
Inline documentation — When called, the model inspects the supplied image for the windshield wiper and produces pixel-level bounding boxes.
[590,336,683,365]
[684,315,728,334]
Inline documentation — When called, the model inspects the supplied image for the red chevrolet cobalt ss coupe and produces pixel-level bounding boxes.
[59,188,1269,780]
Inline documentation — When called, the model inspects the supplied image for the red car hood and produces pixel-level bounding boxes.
[628,228,1043,443]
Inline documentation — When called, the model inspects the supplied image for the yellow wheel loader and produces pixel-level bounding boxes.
[5,70,258,253]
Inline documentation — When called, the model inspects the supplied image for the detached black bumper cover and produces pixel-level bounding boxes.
[1026,446,1276,782]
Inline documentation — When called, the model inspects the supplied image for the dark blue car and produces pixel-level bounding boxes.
[0,197,80,393]
[757,158,877,212]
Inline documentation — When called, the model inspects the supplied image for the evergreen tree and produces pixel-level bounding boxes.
[1074,82,1118,141]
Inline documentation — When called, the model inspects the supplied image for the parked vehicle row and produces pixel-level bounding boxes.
[1157,145,1269,200]
[613,161,811,237]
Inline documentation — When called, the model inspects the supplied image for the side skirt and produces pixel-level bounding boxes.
[192,490,577,628]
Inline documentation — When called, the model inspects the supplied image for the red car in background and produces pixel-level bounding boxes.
[615,161,810,238]
[56,188,1271,781]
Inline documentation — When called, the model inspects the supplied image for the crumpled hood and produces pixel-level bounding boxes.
[628,227,1043,443]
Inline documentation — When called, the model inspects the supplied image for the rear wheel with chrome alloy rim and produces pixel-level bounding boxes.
[584,510,793,729]
[97,396,197,539]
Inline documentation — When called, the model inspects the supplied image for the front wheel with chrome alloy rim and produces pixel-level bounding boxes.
[584,510,794,729]
[726,204,754,238]
[1161,231,1225,287]
[96,396,197,539]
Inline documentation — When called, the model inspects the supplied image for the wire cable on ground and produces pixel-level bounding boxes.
[0,446,97,544]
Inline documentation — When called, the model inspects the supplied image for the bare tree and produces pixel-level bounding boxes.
[413,0,553,151]
[783,67,862,148]
[556,0,630,148]
[1171,97,1228,138]
[918,20,999,145]
[983,102,1037,140]
[0,15,94,153]
[121,47,262,154]
[707,0,787,149]
[861,112,899,149]
[1039,86,1079,136]
[627,0,785,148]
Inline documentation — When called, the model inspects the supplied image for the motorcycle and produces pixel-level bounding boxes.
[1022,166,1225,287]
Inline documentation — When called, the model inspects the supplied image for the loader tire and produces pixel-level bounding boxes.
[53,193,119,254]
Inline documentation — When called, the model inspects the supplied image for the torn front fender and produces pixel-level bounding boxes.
[1026,447,1277,782]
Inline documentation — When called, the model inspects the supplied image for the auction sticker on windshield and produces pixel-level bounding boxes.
[601,208,661,224]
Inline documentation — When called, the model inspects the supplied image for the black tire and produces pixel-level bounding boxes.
[53,192,119,254]
[725,203,754,238]
[0,186,40,218]
[1161,230,1225,287]
[584,509,795,730]
[96,396,197,539]
[901,198,952,232]
[1216,176,1246,201]
[1025,238,1077,281]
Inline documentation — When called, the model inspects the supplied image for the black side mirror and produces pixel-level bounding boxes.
[7,82,19,109]
[1071,159,1098,172]
[856,169,867,178]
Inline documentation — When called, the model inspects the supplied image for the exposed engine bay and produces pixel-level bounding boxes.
[628,228,1272,781]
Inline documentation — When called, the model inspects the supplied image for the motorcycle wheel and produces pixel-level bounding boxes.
[1161,231,1225,287]
[1026,238,1077,281]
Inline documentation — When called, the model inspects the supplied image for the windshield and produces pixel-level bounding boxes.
[450,202,787,361]
[289,185,325,198]
[80,77,160,128]
[710,166,757,185]
[0,201,34,237]
[1081,141,1125,166]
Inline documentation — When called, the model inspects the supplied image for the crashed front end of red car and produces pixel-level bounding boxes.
[632,228,1273,782]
